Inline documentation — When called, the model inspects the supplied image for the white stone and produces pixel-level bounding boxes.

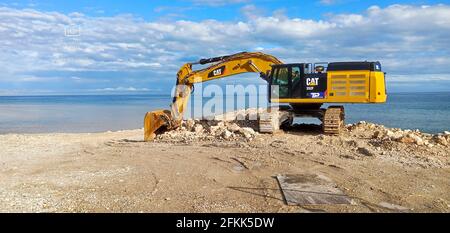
[386,130,395,138]
[227,123,241,133]
[409,134,424,146]
[222,130,233,139]
[194,124,203,133]
[392,132,404,141]
[239,127,256,139]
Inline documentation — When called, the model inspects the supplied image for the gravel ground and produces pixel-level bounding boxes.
[0,121,449,213]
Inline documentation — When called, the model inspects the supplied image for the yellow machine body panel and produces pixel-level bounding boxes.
[369,71,387,103]
[327,70,371,102]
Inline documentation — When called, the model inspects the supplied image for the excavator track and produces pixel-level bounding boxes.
[258,114,274,133]
[258,108,293,133]
[323,106,345,135]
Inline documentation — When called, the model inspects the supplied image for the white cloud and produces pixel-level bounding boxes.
[189,0,250,7]
[95,86,150,92]
[18,76,63,82]
[319,0,337,5]
[240,4,265,19]
[0,4,449,94]
[388,74,450,82]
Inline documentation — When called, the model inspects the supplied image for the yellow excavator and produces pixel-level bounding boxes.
[144,52,387,141]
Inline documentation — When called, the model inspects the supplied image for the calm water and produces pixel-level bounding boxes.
[0,92,448,134]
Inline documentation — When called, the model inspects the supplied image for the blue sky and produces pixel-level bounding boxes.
[0,0,449,95]
[4,0,446,20]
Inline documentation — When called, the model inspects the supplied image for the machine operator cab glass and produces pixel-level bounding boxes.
[270,63,329,100]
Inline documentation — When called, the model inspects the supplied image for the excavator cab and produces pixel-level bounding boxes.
[269,63,328,101]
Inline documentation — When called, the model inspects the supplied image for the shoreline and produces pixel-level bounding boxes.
[0,128,144,136]
[1,123,448,137]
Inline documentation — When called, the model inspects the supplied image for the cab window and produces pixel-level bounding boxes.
[271,67,289,98]
[291,66,301,85]
[272,67,289,86]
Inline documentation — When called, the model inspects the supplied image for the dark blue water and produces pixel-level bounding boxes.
[0,92,448,134]
[340,92,450,133]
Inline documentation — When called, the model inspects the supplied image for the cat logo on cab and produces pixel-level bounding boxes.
[306,78,319,86]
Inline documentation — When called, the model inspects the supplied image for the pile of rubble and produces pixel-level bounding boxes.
[211,108,267,128]
[349,121,449,148]
[155,108,270,143]
[155,108,450,148]
[156,120,258,143]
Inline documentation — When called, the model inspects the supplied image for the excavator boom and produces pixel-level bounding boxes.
[144,52,283,141]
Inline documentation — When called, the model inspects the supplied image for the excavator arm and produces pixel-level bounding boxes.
[144,52,283,141]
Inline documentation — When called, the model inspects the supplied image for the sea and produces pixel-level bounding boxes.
[0,92,448,134]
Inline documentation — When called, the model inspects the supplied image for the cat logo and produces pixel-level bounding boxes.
[306,78,319,86]
[208,66,226,78]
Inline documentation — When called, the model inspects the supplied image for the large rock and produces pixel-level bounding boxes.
[409,134,424,146]
[222,130,233,140]
[391,132,404,141]
[239,127,256,139]
[383,129,404,141]
[435,136,448,146]
[386,130,395,138]
[227,123,241,133]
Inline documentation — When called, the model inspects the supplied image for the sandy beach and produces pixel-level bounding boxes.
[0,121,449,213]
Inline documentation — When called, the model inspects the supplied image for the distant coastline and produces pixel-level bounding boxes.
[0,90,449,98]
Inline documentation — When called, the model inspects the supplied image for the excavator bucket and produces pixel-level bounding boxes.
[144,109,173,141]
